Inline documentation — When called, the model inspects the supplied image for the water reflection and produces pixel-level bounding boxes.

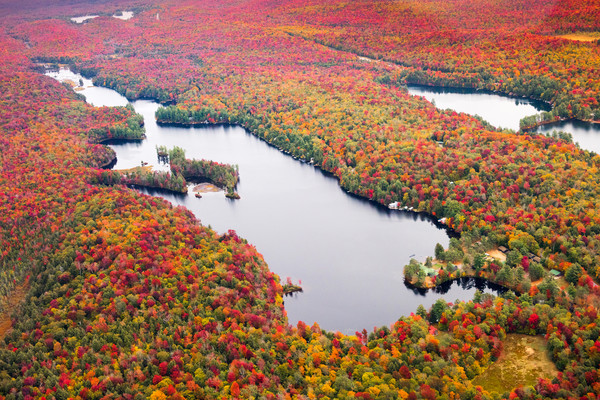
[405,277,507,297]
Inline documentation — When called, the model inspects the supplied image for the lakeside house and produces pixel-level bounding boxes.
[550,269,562,278]
[420,265,438,277]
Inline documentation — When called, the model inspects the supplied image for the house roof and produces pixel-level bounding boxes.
[420,265,437,276]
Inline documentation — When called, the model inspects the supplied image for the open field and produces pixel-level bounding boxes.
[552,32,600,42]
[472,334,558,394]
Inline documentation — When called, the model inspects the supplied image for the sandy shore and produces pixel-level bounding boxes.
[193,182,222,193]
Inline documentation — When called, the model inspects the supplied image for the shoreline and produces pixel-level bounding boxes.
[98,154,117,169]
[522,116,600,132]
[96,136,145,145]
[74,71,585,298]
[192,182,222,193]
[405,82,554,112]
[153,117,459,237]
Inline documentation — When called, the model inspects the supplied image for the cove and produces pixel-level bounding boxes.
[407,84,600,153]
[48,68,503,334]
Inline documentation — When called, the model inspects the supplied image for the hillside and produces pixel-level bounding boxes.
[0,0,599,398]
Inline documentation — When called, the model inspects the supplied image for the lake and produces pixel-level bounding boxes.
[536,120,600,154]
[407,84,600,153]
[48,68,504,334]
[407,84,550,131]
[70,11,134,24]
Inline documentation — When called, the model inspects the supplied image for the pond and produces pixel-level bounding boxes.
[407,84,600,153]
[48,68,504,334]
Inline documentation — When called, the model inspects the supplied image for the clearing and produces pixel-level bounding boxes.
[115,165,153,174]
[551,32,600,42]
[472,333,558,394]
[0,283,29,341]
[193,182,222,193]
[486,248,507,262]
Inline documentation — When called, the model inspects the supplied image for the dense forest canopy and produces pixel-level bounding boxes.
[1,0,600,398]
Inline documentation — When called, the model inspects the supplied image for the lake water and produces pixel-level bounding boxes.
[70,11,134,24]
[71,15,98,24]
[48,68,505,334]
[45,69,129,108]
[536,120,600,154]
[407,85,549,131]
[113,11,134,21]
[407,84,600,153]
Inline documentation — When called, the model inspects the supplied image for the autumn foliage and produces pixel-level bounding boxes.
[0,0,600,398]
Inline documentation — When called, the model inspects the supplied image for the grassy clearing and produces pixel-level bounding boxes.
[192,182,222,193]
[0,283,29,341]
[551,32,600,42]
[472,334,558,394]
[114,165,153,174]
[486,248,506,262]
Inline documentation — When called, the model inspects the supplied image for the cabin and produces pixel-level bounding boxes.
[527,253,542,264]
[420,265,437,277]
[498,246,508,254]
[550,269,562,278]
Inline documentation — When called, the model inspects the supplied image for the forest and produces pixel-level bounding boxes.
[168,147,240,198]
[0,0,600,398]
